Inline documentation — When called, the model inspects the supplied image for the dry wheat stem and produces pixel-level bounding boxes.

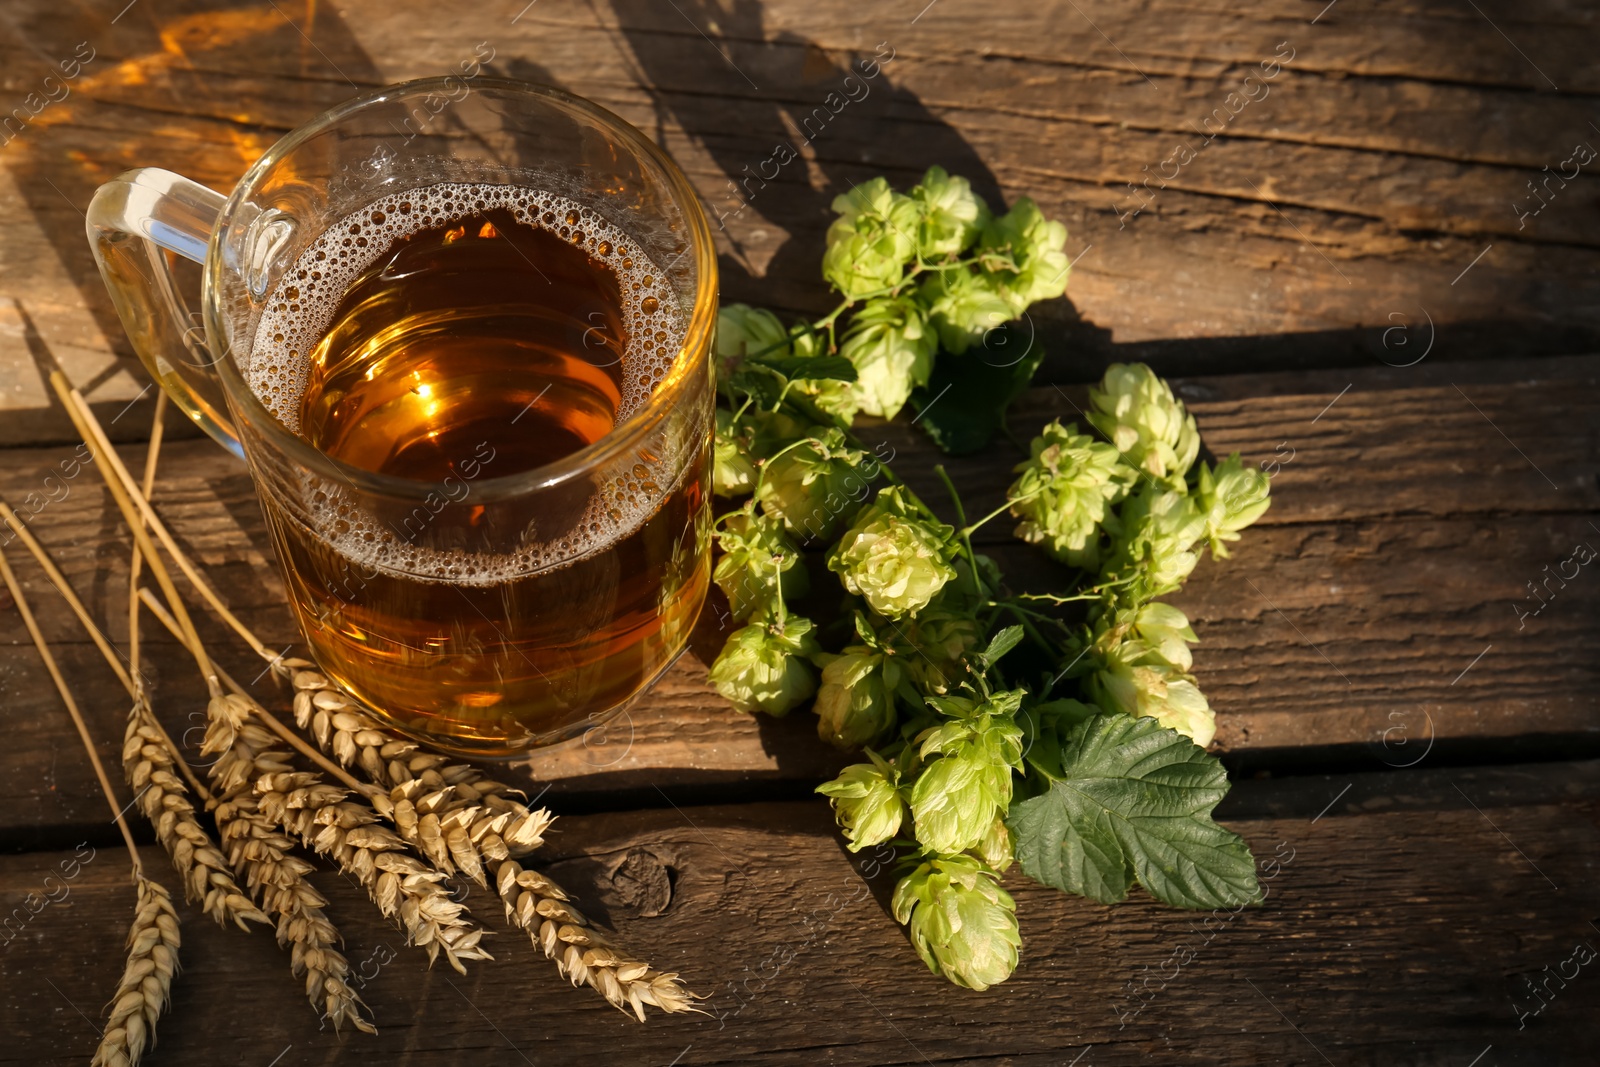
[0,500,136,693]
[114,390,369,1032]
[0,541,144,871]
[0,514,187,1062]
[90,875,181,1067]
[47,370,219,694]
[127,389,168,697]
[0,499,212,800]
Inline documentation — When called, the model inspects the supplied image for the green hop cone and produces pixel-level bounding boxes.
[1007,419,1134,569]
[909,690,1024,855]
[1123,601,1199,672]
[828,486,957,619]
[1083,604,1214,746]
[1197,453,1272,559]
[708,614,821,716]
[1086,362,1200,485]
[903,608,982,695]
[1102,484,1208,600]
[822,178,920,299]
[976,816,1014,873]
[891,855,1020,991]
[816,750,906,852]
[813,644,907,749]
[713,509,809,623]
[978,197,1071,314]
[910,165,989,259]
[756,428,873,541]
[744,408,820,460]
[839,296,938,419]
[716,303,790,369]
[918,268,1015,355]
[713,408,758,497]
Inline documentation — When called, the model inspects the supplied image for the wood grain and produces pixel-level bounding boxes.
[2,761,1596,1066]
[0,0,1598,444]
[0,356,1593,844]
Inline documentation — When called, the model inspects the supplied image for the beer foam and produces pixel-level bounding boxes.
[246,182,699,584]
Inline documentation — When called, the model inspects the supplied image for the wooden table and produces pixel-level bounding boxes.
[2,1,1598,1063]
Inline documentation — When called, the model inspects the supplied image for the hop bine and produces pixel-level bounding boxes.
[711,175,1272,995]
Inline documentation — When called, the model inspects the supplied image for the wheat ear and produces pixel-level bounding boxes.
[280,668,702,1020]
[90,876,181,1067]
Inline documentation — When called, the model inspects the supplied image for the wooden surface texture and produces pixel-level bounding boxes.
[0,1,1596,1064]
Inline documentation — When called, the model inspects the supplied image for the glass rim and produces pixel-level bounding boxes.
[202,75,717,502]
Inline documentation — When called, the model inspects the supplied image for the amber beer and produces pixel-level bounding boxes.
[246,183,710,756]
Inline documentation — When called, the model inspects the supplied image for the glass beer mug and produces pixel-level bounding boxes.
[87,78,717,757]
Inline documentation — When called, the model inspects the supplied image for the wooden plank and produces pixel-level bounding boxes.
[2,761,1596,1065]
[1,357,1594,842]
[2,0,1599,443]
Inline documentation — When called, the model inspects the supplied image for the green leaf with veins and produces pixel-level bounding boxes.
[749,353,860,384]
[1005,713,1260,909]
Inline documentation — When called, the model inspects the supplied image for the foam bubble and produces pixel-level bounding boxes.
[245,182,696,585]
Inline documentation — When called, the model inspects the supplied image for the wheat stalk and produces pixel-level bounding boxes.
[0,499,255,913]
[122,709,269,930]
[206,715,376,1033]
[279,667,702,1020]
[494,858,703,1020]
[0,534,183,1065]
[254,771,492,973]
[90,876,181,1067]
[51,363,703,1019]
[282,662,551,877]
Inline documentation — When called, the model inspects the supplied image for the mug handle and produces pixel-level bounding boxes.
[86,167,242,458]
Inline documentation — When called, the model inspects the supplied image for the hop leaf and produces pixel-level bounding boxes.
[813,645,906,750]
[1007,714,1260,909]
[828,486,957,619]
[839,297,938,419]
[892,855,1020,990]
[909,690,1025,855]
[755,429,873,541]
[713,509,809,623]
[713,408,758,497]
[1086,362,1200,485]
[816,751,906,852]
[1007,419,1134,569]
[708,615,821,716]
[978,197,1071,314]
[910,165,989,259]
[1196,454,1271,559]
[823,178,920,299]
[919,268,1015,355]
[785,328,863,426]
